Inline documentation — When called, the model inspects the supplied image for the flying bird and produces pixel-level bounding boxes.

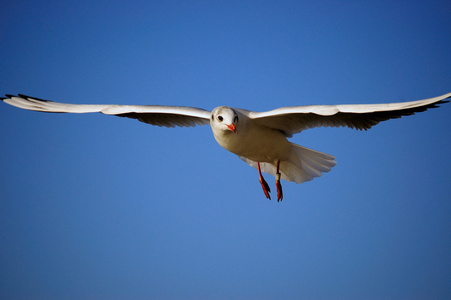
[2,92,450,201]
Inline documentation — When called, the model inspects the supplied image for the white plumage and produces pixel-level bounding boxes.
[2,92,450,201]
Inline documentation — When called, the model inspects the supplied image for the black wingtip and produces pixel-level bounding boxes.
[432,100,449,108]
[3,94,30,101]
[2,94,49,101]
[4,94,17,99]
[17,94,51,102]
[439,93,451,104]
[2,94,53,103]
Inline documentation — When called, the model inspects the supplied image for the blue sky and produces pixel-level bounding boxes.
[1,1,450,299]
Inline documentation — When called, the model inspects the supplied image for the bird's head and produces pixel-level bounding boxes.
[210,106,238,134]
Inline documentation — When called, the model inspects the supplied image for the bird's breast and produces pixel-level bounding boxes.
[212,124,292,163]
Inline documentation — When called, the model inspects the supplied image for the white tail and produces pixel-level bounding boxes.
[239,143,336,183]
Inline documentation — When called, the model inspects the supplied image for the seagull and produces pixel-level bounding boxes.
[2,92,450,201]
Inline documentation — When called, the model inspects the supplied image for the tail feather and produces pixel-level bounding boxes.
[239,143,336,184]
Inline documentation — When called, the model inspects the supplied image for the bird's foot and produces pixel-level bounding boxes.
[257,162,271,200]
[259,177,271,200]
[275,173,283,202]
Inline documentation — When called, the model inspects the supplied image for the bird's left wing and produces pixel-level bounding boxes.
[1,94,211,128]
[248,92,451,137]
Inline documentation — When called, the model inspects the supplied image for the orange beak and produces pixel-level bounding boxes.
[226,123,237,133]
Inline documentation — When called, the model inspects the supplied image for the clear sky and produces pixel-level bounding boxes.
[1,1,450,299]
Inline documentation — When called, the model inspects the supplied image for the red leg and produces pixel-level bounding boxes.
[257,162,271,200]
[275,160,283,202]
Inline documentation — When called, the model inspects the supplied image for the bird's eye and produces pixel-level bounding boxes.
[218,116,223,122]
[234,115,238,123]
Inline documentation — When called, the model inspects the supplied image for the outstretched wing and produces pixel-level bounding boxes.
[1,94,211,128]
[248,92,451,137]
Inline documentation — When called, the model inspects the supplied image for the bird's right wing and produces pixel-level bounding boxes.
[1,94,211,128]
